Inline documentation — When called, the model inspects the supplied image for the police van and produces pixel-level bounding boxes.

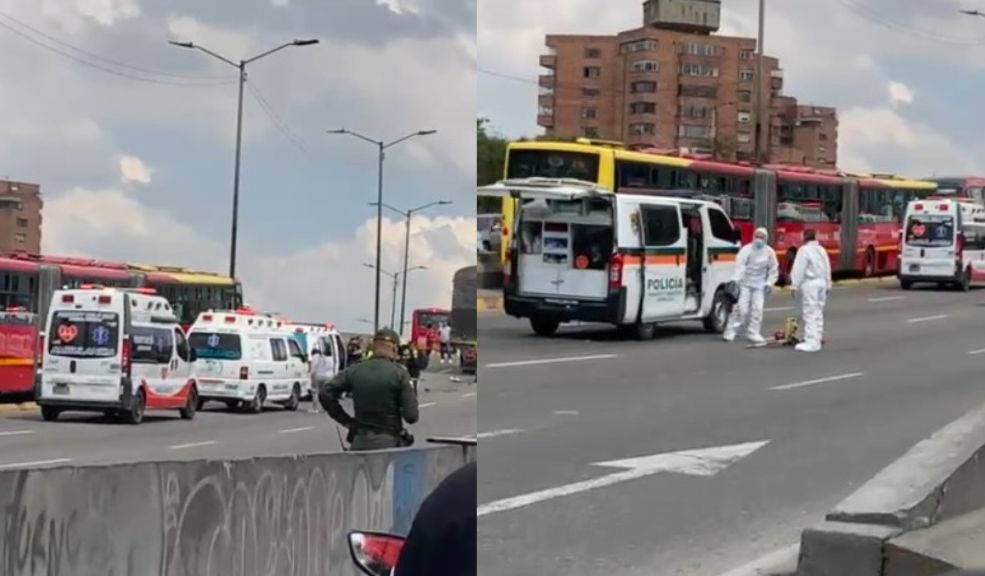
[287,322,347,398]
[188,310,308,412]
[36,286,198,424]
[899,197,985,291]
[481,178,742,339]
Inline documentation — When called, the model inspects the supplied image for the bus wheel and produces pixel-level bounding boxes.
[863,247,876,278]
[530,316,560,337]
[41,406,61,422]
[703,289,732,334]
[180,387,198,420]
[961,268,972,292]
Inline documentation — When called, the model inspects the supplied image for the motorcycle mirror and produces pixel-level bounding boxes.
[348,531,405,576]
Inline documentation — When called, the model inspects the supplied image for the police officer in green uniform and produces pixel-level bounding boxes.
[319,328,419,451]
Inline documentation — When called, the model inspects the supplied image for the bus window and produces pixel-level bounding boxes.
[0,272,36,312]
[821,185,843,223]
[858,189,895,223]
[617,161,650,188]
[507,150,600,182]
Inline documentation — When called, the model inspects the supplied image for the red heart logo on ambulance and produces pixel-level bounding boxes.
[57,324,78,343]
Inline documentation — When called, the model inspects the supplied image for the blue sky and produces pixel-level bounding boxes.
[478,0,985,179]
[0,0,476,331]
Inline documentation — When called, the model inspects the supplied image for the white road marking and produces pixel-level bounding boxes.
[969,348,985,356]
[477,440,770,517]
[419,402,437,408]
[771,372,865,391]
[868,296,905,303]
[278,426,315,434]
[461,392,477,398]
[485,354,618,369]
[0,430,34,437]
[0,458,71,470]
[906,314,948,324]
[170,440,218,450]
[553,410,580,416]
[764,306,796,312]
[476,429,524,439]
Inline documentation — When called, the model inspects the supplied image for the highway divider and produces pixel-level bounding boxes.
[0,443,474,575]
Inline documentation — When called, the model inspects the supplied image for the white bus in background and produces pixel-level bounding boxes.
[899,197,985,291]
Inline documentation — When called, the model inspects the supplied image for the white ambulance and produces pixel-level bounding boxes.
[286,322,347,398]
[899,197,985,291]
[37,286,198,424]
[187,310,308,412]
[481,178,742,339]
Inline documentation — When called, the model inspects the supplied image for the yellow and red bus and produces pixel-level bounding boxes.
[498,139,936,279]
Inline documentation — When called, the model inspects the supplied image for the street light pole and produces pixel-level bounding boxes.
[328,129,438,331]
[372,200,452,337]
[363,262,427,332]
[169,38,319,278]
[753,0,766,162]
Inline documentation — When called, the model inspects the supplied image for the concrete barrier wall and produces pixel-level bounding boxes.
[0,445,474,576]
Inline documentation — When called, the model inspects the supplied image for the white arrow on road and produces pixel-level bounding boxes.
[477,440,770,517]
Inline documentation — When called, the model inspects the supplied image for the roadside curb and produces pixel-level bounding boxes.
[716,544,799,576]
[476,277,893,311]
[0,402,38,414]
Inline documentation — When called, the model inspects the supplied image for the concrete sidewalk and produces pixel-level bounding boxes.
[0,401,37,413]
[477,276,894,312]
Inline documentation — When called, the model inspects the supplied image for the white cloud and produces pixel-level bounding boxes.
[118,155,152,185]
[75,0,140,26]
[271,0,289,6]
[888,81,914,108]
[376,0,421,15]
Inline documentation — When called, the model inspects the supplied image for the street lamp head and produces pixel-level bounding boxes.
[363,262,375,271]
[327,128,347,134]
[168,40,195,49]
[293,39,320,46]
[417,130,437,136]
[438,200,453,206]
[960,9,982,15]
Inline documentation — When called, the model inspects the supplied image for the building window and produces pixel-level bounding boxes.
[583,66,601,78]
[14,233,26,245]
[678,125,712,138]
[630,81,657,93]
[737,111,752,124]
[740,70,755,81]
[737,133,752,143]
[680,63,719,77]
[582,107,599,119]
[632,60,659,73]
[678,43,722,57]
[738,90,752,103]
[630,123,656,135]
[679,84,717,98]
[818,146,827,154]
[681,105,711,119]
[581,126,600,138]
[538,105,553,116]
[582,86,601,98]
[621,39,657,54]
[819,132,828,141]
[630,102,657,115]
[740,49,754,60]
[584,47,602,59]
[15,217,27,228]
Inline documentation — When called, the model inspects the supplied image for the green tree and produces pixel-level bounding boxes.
[477,118,509,186]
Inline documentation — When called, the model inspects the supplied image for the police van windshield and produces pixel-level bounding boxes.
[48,310,120,358]
[905,214,954,247]
[188,332,242,360]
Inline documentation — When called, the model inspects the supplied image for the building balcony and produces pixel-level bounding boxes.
[539,54,556,69]
[539,74,554,88]
[538,114,554,128]
[538,93,554,107]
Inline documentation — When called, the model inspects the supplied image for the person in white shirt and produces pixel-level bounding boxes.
[790,229,833,352]
[724,227,779,346]
[308,348,332,412]
[439,323,453,364]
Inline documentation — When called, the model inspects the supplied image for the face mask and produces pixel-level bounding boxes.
[753,238,766,248]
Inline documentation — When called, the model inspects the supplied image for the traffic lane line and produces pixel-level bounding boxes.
[969,348,985,355]
[476,429,524,439]
[419,402,438,408]
[170,440,218,450]
[868,296,905,303]
[0,430,34,437]
[906,314,949,324]
[485,354,618,369]
[461,392,477,398]
[278,426,316,434]
[0,458,71,470]
[770,372,866,391]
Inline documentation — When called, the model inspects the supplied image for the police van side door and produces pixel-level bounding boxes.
[638,202,687,321]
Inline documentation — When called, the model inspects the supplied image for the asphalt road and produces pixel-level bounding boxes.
[478,281,985,576]
[0,366,475,468]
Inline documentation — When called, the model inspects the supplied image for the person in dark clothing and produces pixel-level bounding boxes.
[320,328,419,451]
[399,343,422,393]
[395,461,477,576]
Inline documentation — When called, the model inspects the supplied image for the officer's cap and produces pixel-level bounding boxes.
[373,328,400,345]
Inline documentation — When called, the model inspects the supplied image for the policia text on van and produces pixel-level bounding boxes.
[480,178,742,339]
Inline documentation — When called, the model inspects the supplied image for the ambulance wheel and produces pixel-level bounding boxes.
[179,387,198,420]
[704,289,732,334]
[900,278,913,290]
[248,385,266,414]
[634,322,656,341]
[284,384,301,412]
[41,406,60,422]
[960,268,972,292]
[195,396,205,412]
[123,390,146,425]
[530,316,560,337]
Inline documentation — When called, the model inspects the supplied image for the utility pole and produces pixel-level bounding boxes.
[753,0,766,162]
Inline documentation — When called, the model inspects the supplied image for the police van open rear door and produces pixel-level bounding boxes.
[478,179,612,301]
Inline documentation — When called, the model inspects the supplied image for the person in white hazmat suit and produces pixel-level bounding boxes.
[723,227,779,345]
[790,229,832,352]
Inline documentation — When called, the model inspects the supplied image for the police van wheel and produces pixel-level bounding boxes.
[180,387,198,420]
[634,322,656,341]
[530,316,560,337]
[41,406,60,422]
[123,390,146,425]
[704,290,731,334]
[284,384,301,412]
[248,386,266,414]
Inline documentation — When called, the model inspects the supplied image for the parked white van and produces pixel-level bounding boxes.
[286,322,347,398]
[481,178,742,339]
[899,197,985,290]
[188,310,308,413]
[37,286,198,424]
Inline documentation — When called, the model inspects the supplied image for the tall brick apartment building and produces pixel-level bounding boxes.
[0,180,42,255]
[537,0,837,166]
